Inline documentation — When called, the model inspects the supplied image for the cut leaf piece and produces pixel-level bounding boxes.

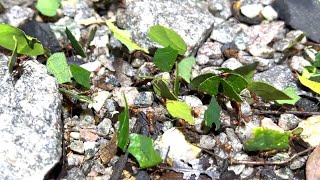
[314,53,320,68]
[232,62,258,82]
[36,0,60,17]
[148,25,187,55]
[275,86,300,105]
[178,56,196,83]
[220,79,242,102]
[166,100,195,125]
[287,33,306,49]
[65,27,86,58]
[244,127,291,151]
[153,46,178,72]
[152,79,177,100]
[302,66,317,79]
[106,20,149,53]
[46,52,71,84]
[117,95,130,151]
[191,73,215,89]
[204,96,221,130]
[70,64,91,88]
[247,81,292,100]
[7,36,18,74]
[128,134,163,168]
[198,76,220,96]
[0,24,45,56]
[59,88,94,103]
[87,25,97,48]
[309,74,320,82]
[226,73,248,94]
[298,75,320,95]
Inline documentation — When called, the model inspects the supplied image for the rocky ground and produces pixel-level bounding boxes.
[1,0,320,179]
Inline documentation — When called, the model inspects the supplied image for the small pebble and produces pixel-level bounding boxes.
[240,4,263,18]
[70,140,85,154]
[261,5,278,21]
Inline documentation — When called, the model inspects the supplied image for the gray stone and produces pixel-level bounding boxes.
[225,128,243,152]
[199,135,216,149]
[272,0,320,43]
[131,58,145,68]
[221,58,243,70]
[67,154,84,166]
[65,167,86,180]
[289,156,307,170]
[208,0,232,20]
[104,99,118,112]
[70,141,85,154]
[3,5,34,27]
[0,61,62,180]
[134,91,154,108]
[50,17,81,42]
[198,41,223,59]
[0,0,34,8]
[182,95,203,107]
[248,44,274,58]
[289,56,311,73]
[196,54,209,65]
[235,120,259,142]
[278,114,302,131]
[261,5,278,21]
[273,39,291,51]
[116,0,214,56]
[97,118,113,136]
[210,19,243,44]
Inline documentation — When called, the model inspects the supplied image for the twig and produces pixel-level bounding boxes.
[253,109,320,116]
[230,147,315,166]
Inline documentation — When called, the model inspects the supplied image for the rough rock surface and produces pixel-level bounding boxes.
[0,60,62,180]
[116,0,215,55]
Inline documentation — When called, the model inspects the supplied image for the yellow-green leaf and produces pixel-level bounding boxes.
[178,57,196,83]
[69,64,91,88]
[275,86,301,105]
[46,52,71,84]
[36,0,60,17]
[166,100,195,125]
[298,74,320,95]
[117,95,130,151]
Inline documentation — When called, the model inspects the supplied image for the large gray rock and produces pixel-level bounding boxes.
[0,60,62,179]
[116,0,214,56]
[272,0,320,43]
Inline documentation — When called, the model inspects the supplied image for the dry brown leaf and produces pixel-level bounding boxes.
[306,145,320,179]
[99,133,117,165]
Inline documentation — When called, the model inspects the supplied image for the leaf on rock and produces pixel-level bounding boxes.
[178,57,196,83]
[166,100,195,125]
[153,46,178,72]
[7,36,18,74]
[36,0,60,17]
[244,127,291,151]
[204,96,221,130]
[69,64,91,88]
[152,79,177,100]
[232,62,258,82]
[190,73,215,89]
[65,27,86,58]
[247,81,292,100]
[46,52,71,84]
[128,134,163,168]
[148,25,187,55]
[220,79,242,102]
[106,20,149,53]
[117,95,130,151]
[198,76,220,96]
[298,75,320,95]
[275,86,301,105]
[0,24,45,56]
[59,88,94,103]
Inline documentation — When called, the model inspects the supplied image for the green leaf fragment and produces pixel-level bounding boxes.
[7,36,18,74]
[117,95,130,151]
[152,79,177,100]
[302,66,317,79]
[59,88,94,103]
[287,33,306,49]
[178,56,196,83]
[128,134,162,168]
[275,86,301,105]
[232,62,258,82]
[166,100,195,125]
[247,81,292,100]
[204,96,221,130]
[148,25,187,55]
[226,73,248,94]
[87,25,97,48]
[106,20,149,53]
[0,24,45,56]
[153,46,178,72]
[36,0,60,17]
[69,64,91,88]
[244,127,291,151]
[309,74,320,82]
[191,73,215,89]
[220,79,242,102]
[173,61,179,96]
[298,74,320,95]
[65,27,86,58]
[46,52,71,84]
[198,76,220,96]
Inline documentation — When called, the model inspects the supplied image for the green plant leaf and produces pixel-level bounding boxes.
[87,25,97,48]
[302,66,317,79]
[191,73,215,89]
[69,64,91,88]
[127,134,162,168]
[225,73,248,94]
[309,74,320,82]
[65,27,86,58]
[0,24,45,56]
[166,100,195,125]
[106,20,149,53]
[7,36,18,74]
[46,52,71,84]
[287,33,306,49]
[275,86,301,105]
[247,81,292,100]
[220,79,242,102]
[313,53,320,67]
[148,25,187,55]
[59,88,95,103]
[204,96,221,130]
[153,46,178,72]
[152,79,177,100]
[173,61,179,96]
[244,127,291,151]
[198,76,220,96]
[36,0,60,17]
[232,62,258,82]
[117,95,130,151]
[298,74,320,95]
[178,57,196,83]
